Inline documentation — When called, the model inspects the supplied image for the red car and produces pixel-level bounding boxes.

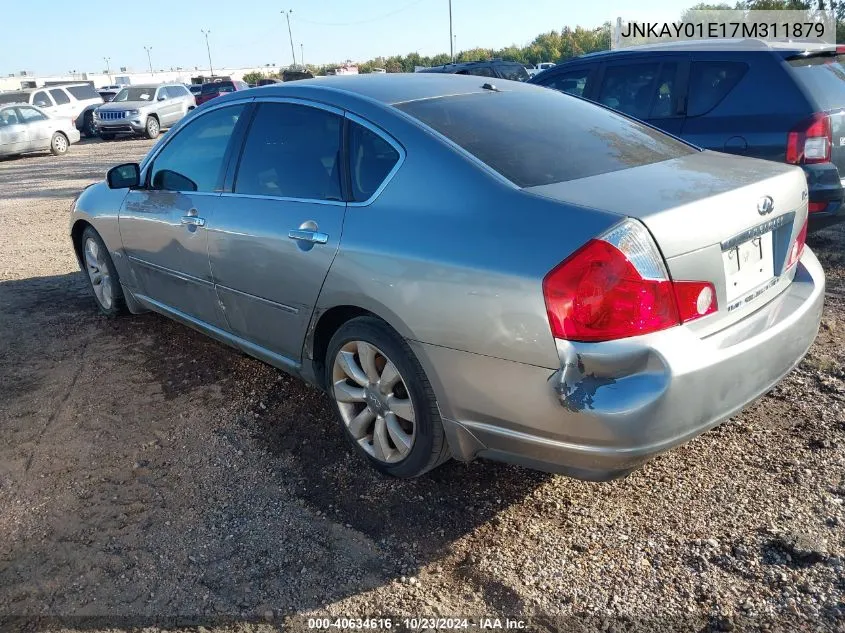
[195,80,249,106]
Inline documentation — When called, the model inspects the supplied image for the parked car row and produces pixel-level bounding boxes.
[0,83,102,138]
[71,66,823,481]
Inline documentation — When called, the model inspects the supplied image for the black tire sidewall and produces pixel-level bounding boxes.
[325,317,443,478]
[80,226,126,317]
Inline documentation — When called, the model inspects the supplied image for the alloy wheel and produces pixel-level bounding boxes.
[331,340,416,464]
[84,237,113,310]
[53,134,67,153]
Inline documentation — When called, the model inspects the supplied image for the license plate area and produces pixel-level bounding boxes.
[722,232,775,304]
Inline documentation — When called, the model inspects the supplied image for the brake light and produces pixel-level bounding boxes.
[786,217,808,269]
[542,219,717,342]
[786,113,831,164]
[808,201,828,213]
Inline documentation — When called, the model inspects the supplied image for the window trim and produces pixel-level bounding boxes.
[345,112,406,207]
[595,56,690,121]
[683,59,749,118]
[222,96,348,206]
[141,98,254,195]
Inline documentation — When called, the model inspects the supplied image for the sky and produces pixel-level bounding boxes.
[1,0,686,76]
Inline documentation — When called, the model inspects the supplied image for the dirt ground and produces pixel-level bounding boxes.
[1,139,844,633]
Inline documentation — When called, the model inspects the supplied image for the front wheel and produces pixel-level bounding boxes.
[80,226,127,317]
[49,132,69,156]
[144,117,160,139]
[325,316,450,478]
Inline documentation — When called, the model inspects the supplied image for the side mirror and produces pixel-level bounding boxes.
[158,96,166,101]
[107,163,140,189]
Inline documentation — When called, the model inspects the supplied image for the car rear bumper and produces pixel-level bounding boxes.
[413,248,824,481]
[804,164,845,229]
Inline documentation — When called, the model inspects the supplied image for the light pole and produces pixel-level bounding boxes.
[453,34,457,60]
[103,56,111,82]
[301,43,304,69]
[144,46,153,74]
[201,29,214,77]
[449,0,454,62]
[281,10,297,69]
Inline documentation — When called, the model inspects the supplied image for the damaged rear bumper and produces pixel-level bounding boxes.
[411,249,825,481]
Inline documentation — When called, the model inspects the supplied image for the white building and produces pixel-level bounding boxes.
[0,65,287,91]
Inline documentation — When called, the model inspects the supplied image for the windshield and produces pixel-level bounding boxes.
[113,87,156,102]
[396,89,695,187]
[788,53,845,111]
[0,92,28,105]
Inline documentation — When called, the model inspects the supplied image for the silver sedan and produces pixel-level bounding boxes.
[69,75,824,480]
[0,104,80,158]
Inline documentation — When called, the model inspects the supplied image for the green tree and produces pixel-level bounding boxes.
[242,71,265,84]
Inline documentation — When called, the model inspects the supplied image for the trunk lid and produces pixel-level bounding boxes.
[526,150,809,336]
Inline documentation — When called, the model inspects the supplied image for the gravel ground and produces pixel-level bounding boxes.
[0,139,844,633]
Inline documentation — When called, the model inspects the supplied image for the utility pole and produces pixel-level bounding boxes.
[453,34,457,60]
[282,10,297,69]
[301,43,305,69]
[144,46,153,74]
[201,29,214,77]
[103,56,111,82]
[449,0,454,62]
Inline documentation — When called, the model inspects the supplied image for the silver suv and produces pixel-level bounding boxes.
[93,83,195,140]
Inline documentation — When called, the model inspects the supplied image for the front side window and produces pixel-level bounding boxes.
[540,68,592,98]
[113,87,155,102]
[597,62,661,120]
[16,106,47,123]
[234,102,342,200]
[0,108,20,126]
[149,104,245,193]
[32,91,53,108]
[349,122,401,202]
[49,89,71,105]
[464,66,495,78]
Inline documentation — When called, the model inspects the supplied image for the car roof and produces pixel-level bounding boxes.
[245,73,541,106]
[570,38,836,60]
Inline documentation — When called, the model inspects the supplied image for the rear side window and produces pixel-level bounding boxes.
[787,54,845,112]
[66,84,101,100]
[497,64,529,81]
[234,103,342,200]
[349,122,401,201]
[396,89,695,187]
[687,61,748,117]
[456,66,495,78]
[539,68,592,97]
[597,62,660,120]
[49,89,71,105]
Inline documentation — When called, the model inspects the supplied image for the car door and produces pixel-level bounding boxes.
[153,87,175,126]
[0,107,29,154]
[594,56,688,135]
[119,102,250,329]
[15,106,51,151]
[48,88,74,121]
[206,99,347,363]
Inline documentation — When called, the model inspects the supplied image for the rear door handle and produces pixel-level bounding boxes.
[181,215,206,227]
[288,229,328,244]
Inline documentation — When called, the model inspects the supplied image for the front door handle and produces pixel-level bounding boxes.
[181,215,206,227]
[288,229,328,244]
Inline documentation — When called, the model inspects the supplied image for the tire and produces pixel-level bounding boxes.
[82,112,97,138]
[79,226,128,317]
[99,133,115,141]
[144,116,160,139]
[49,132,69,156]
[325,316,450,478]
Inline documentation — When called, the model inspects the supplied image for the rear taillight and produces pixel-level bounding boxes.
[786,217,809,270]
[808,201,828,213]
[786,113,831,164]
[542,219,717,342]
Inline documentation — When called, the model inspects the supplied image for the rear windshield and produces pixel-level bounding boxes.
[498,64,530,82]
[395,89,696,187]
[788,53,845,111]
[0,92,28,105]
[202,82,234,94]
[66,84,101,100]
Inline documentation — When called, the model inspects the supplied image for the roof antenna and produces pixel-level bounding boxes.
[481,82,499,91]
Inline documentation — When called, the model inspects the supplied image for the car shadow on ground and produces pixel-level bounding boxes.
[0,272,554,629]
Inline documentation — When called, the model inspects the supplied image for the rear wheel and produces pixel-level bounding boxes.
[326,316,450,478]
[144,116,160,139]
[49,132,69,156]
[80,226,127,317]
[82,112,97,138]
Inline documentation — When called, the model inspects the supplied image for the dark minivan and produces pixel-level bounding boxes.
[529,39,845,229]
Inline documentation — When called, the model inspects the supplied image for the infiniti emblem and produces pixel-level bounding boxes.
[757,196,775,216]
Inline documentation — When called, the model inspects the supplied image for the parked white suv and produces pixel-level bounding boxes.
[0,84,103,137]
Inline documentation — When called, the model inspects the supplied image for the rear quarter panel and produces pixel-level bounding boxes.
[314,97,621,369]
